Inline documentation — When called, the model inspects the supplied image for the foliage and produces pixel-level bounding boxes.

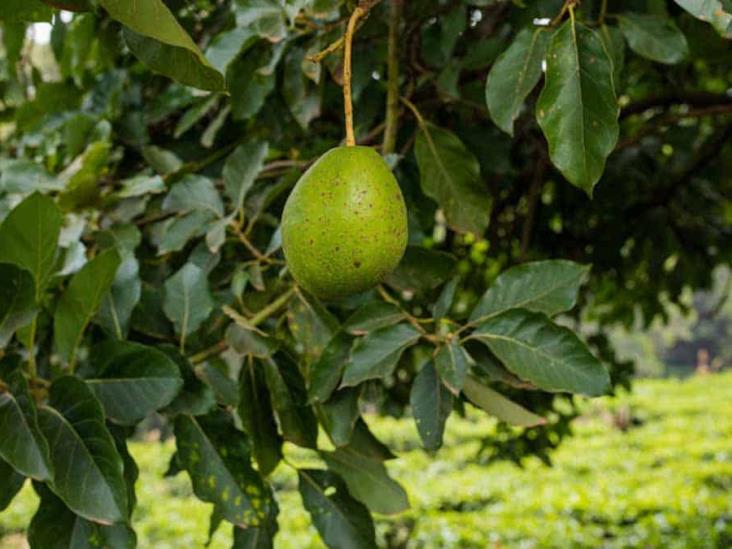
[2,372,731,548]
[0,0,730,547]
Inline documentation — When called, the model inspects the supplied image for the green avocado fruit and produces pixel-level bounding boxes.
[281,146,408,300]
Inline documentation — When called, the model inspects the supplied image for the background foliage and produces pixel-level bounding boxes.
[0,0,731,547]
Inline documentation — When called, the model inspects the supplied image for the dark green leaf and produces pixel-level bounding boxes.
[470,309,610,396]
[414,123,491,234]
[485,27,552,135]
[85,341,183,425]
[617,13,689,64]
[0,368,52,480]
[0,192,62,302]
[283,47,321,129]
[227,324,280,358]
[342,302,405,335]
[28,483,136,549]
[0,263,36,347]
[174,411,272,528]
[469,260,590,322]
[434,340,470,395]
[58,141,111,211]
[37,376,128,524]
[536,21,619,194]
[234,0,288,42]
[308,331,352,404]
[320,447,409,515]
[347,419,396,461]
[410,362,452,452]
[206,28,258,73]
[599,24,625,88]
[224,141,269,213]
[199,360,239,406]
[463,375,545,427]
[54,249,121,363]
[0,0,52,22]
[232,498,279,549]
[163,174,224,217]
[239,360,283,476]
[341,323,421,387]
[97,252,142,340]
[163,263,215,342]
[262,355,318,448]
[433,276,459,321]
[316,388,360,447]
[385,246,456,293]
[288,290,339,362]
[0,457,24,511]
[298,469,376,549]
[97,0,225,91]
[229,45,278,120]
[161,347,216,417]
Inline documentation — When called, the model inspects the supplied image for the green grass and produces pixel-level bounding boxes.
[2,372,731,548]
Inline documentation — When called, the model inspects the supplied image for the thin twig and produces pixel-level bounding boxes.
[343,5,367,146]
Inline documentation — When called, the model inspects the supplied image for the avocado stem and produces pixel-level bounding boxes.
[343,5,366,146]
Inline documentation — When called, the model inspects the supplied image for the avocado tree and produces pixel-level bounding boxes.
[0,0,730,547]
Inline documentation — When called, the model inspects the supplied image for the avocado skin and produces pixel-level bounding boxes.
[281,146,408,300]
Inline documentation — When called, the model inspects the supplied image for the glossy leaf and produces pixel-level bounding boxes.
[85,341,183,425]
[470,309,610,396]
[239,359,283,476]
[463,375,545,427]
[308,331,352,404]
[410,362,452,451]
[674,0,732,39]
[470,260,590,322]
[617,13,689,64]
[37,376,128,524]
[54,249,121,363]
[536,21,619,194]
[341,323,421,387]
[99,0,225,91]
[0,368,52,480]
[485,27,552,135]
[414,122,491,234]
[298,469,376,549]
[0,264,36,347]
[0,192,62,301]
[174,412,272,528]
[434,340,470,395]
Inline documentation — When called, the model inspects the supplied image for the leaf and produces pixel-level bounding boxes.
[54,249,121,363]
[414,123,491,234]
[199,360,239,407]
[410,362,452,452]
[0,457,25,511]
[232,499,279,549]
[161,346,216,417]
[28,483,136,549]
[342,302,405,336]
[0,159,62,193]
[0,192,62,302]
[174,411,272,528]
[308,331,352,404]
[536,21,619,195]
[674,0,732,39]
[0,0,52,22]
[227,324,280,358]
[224,140,270,213]
[234,0,289,42]
[37,376,128,524]
[462,375,545,427]
[287,290,339,363]
[617,13,689,64]
[283,46,321,129]
[320,447,409,515]
[206,27,258,73]
[469,260,590,322]
[470,309,610,396]
[163,174,224,217]
[341,323,421,387]
[163,263,215,341]
[261,354,318,448]
[174,95,219,138]
[85,341,183,425]
[599,24,625,88]
[298,469,376,549]
[98,0,225,91]
[0,263,36,347]
[229,45,278,120]
[385,246,457,293]
[59,141,111,211]
[347,419,396,461]
[485,27,552,135]
[239,359,283,476]
[0,368,52,480]
[433,276,459,321]
[434,340,470,395]
[316,388,360,447]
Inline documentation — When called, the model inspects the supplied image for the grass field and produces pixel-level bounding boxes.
[2,372,731,548]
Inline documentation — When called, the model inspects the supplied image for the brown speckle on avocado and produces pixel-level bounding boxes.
[353,260,362,268]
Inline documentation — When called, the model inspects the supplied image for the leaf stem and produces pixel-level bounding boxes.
[382,0,403,154]
[343,5,367,146]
